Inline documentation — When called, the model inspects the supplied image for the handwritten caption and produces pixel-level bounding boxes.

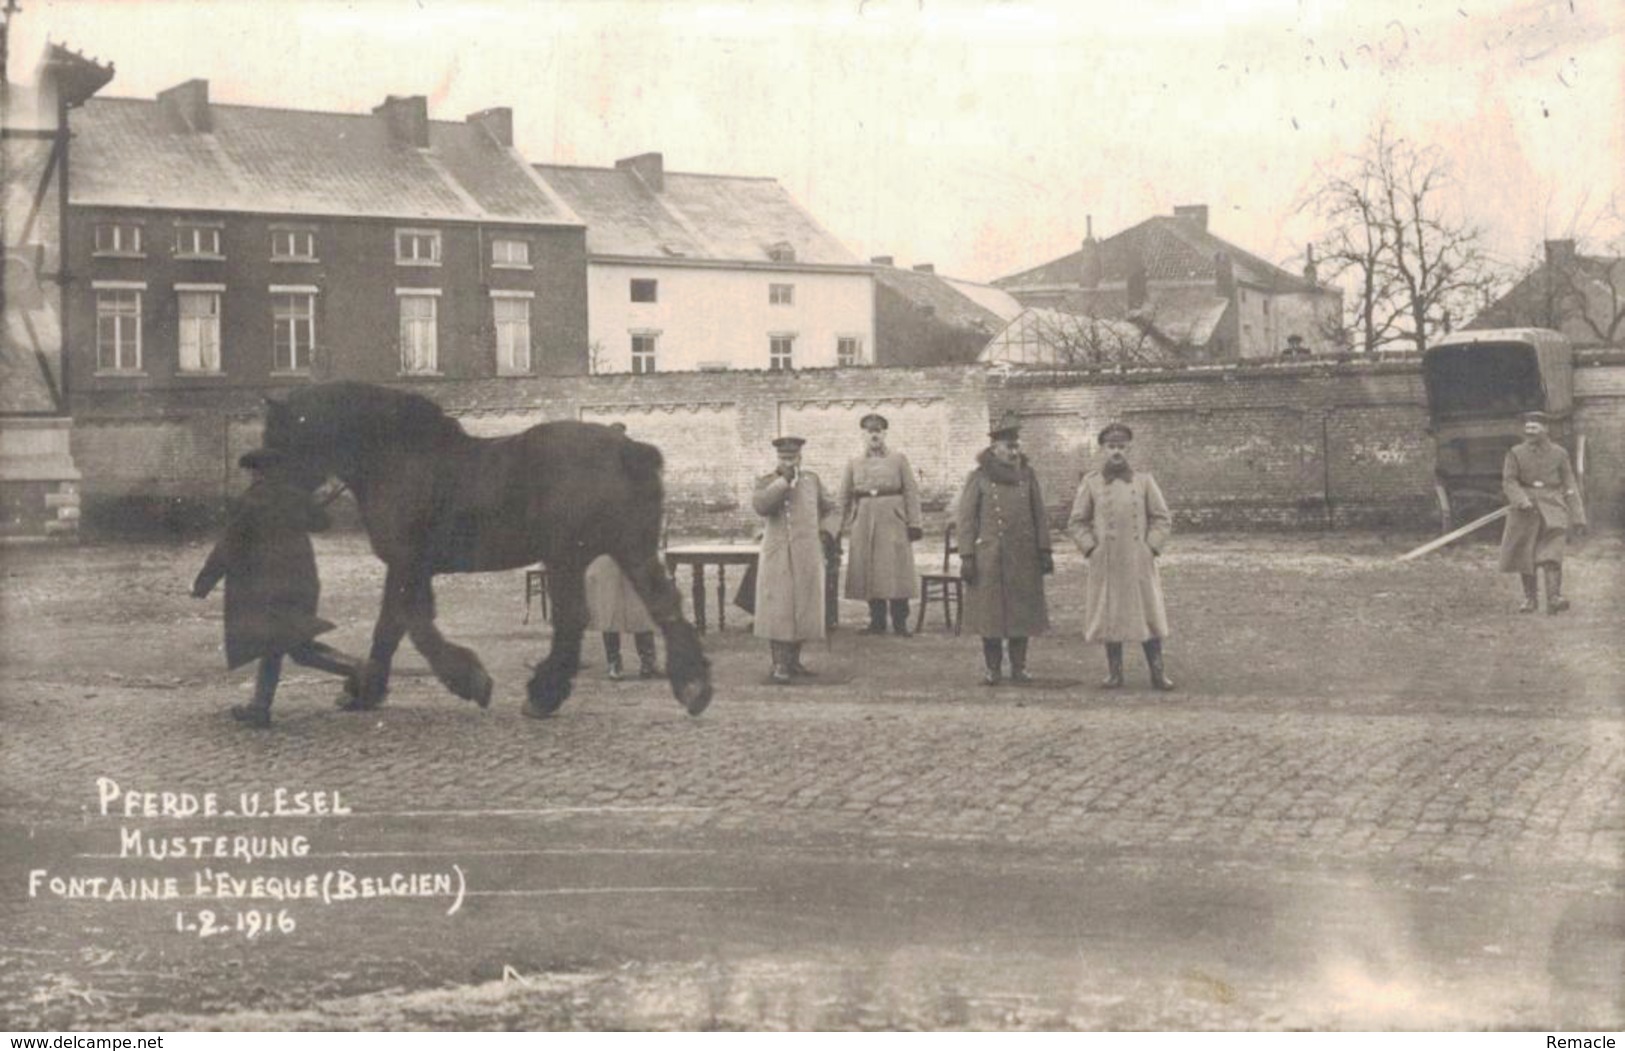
[26,777,466,940]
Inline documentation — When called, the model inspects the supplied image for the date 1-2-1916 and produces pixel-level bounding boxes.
[175,908,296,939]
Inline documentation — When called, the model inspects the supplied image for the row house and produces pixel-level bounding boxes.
[532,153,874,373]
[68,81,588,400]
[994,205,1342,360]
[870,258,1022,366]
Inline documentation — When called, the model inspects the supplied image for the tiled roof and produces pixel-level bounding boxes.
[71,96,580,226]
[942,277,1023,322]
[1468,255,1625,348]
[874,267,1009,333]
[532,164,860,265]
[995,214,1317,294]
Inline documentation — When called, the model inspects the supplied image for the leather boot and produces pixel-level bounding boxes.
[1144,638,1176,691]
[861,601,888,635]
[1007,637,1032,684]
[1544,564,1570,614]
[981,638,1003,686]
[769,641,792,684]
[603,632,624,680]
[1518,574,1539,613]
[233,655,280,727]
[634,632,661,678]
[1101,643,1125,688]
[787,641,815,677]
[890,599,912,637]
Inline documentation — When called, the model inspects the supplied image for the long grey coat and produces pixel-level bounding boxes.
[194,478,335,669]
[840,450,922,600]
[1068,470,1172,643]
[1499,439,1585,573]
[955,449,1050,638]
[584,555,656,633]
[751,469,842,642]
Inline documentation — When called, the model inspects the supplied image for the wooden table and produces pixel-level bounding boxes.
[663,544,760,633]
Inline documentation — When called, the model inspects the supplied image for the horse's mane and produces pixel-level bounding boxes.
[284,381,466,451]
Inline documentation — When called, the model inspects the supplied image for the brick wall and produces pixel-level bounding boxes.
[65,358,1625,535]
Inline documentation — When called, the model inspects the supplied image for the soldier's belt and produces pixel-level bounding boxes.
[853,489,903,499]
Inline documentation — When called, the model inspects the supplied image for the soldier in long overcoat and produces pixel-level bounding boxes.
[1499,411,1587,613]
[956,412,1052,685]
[1067,421,1176,690]
[840,412,924,636]
[752,436,843,683]
[192,448,358,727]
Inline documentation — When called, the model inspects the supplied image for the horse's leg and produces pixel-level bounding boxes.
[525,558,586,719]
[343,563,412,710]
[404,575,494,708]
[620,554,712,716]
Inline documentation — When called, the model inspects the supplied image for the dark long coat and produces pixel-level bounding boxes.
[955,449,1050,638]
[194,478,334,669]
[1498,439,1586,573]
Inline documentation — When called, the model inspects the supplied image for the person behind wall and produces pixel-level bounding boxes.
[840,412,925,636]
[584,423,662,681]
[957,411,1053,686]
[191,448,360,728]
[1499,411,1587,614]
[1067,422,1176,691]
[752,436,843,684]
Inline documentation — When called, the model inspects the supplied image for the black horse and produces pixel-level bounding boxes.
[261,381,712,719]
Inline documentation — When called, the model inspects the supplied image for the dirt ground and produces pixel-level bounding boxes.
[1,529,1622,1030]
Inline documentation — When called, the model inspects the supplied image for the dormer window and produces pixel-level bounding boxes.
[767,241,796,263]
[395,229,441,266]
[93,223,143,257]
[174,223,223,258]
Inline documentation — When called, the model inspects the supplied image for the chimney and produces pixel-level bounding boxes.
[374,95,429,148]
[912,263,935,274]
[158,78,210,132]
[1079,215,1102,289]
[616,152,664,192]
[1302,243,1319,286]
[1214,251,1235,297]
[870,255,895,266]
[1545,239,1577,269]
[466,107,513,147]
[1173,204,1209,232]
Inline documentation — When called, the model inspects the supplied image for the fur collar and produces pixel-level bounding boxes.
[976,447,1028,485]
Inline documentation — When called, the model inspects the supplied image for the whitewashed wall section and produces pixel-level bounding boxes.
[775,397,956,511]
[579,402,743,507]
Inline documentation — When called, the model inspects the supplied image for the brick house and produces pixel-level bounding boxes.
[532,153,873,373]
[993,206,1342,360]
[1468,239,1625,350]
[67,81,589,405]
[870,258,1021,366]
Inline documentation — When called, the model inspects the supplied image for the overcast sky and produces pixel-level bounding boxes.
[8,0,1622,284]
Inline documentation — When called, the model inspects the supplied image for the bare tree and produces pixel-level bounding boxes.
[1508,199,1625,348]
[1306,121,1502,354]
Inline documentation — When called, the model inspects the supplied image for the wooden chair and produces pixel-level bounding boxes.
[916,524,962,634]
[523,566,550,623]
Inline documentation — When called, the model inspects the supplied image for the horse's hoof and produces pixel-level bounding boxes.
[525,681,571,719]
[230,704,272,729]
[521,699,555,720]
[470,669,494,709]
[678,678,713,717]
[337,693,384,712]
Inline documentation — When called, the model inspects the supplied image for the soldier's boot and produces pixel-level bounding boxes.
[1518,574,1540,614]
[981,638,1003,686]
[603,632,625,681]
[1008,637,1033,684]
[1544,564,1570,614]
[1101,643,1126,688]
[861,601,888,635]
[634,632,662,679]
[787,641,816,678]
[890,599,912,637]
[1144,638,1176,691]
[232,655,280,728]
[770,641,793,684]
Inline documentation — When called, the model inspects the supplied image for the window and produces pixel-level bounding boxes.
[271,229,316,261]
[174,223,222,257]
[769,283,794,306]
[493,294,532,373]
[767,242,796,263]
[395,229,441,266]
[492,239,530,267]
[837,336,862,367]
[769,335,794,371]
[93,223,142,256]
[272,292,316,372]
[630,279,658,303]
[177,290,221,373]
[398,293,439,373]
[95,288,143,371]
[631,333,657,374]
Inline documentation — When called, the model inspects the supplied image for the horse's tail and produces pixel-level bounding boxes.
[620,439,666,537]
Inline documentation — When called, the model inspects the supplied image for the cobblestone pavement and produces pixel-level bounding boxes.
[2,534,1622,1029]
